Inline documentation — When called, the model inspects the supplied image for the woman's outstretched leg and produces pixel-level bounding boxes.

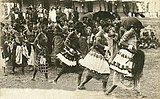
[77,75,92,90]
[102,74,110,92]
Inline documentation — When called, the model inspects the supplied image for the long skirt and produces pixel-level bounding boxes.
[110,49,134,77]
[79,49,110,74]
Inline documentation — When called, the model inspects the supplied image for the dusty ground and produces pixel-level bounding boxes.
[0,47,160,99]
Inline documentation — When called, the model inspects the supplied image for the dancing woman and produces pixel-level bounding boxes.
[31,29,49,81]
[106,18,145,97]
[50,28,83,85]
[56,29,81,67]
[78,21,110,92]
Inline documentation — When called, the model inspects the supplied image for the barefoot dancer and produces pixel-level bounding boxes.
[31,30,49,81]
[78,21,110,92]
[50,28,82,85]
[106,18,145,96]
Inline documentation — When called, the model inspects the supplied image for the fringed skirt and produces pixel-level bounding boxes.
[79,49,110,74]
[56,48,78,66]
[110,49,134,77]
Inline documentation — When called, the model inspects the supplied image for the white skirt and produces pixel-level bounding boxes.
[79,50,110,74]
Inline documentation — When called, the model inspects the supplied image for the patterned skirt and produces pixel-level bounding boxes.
[35,55,48,73]
[56,48,78,66]
[79,49,110,74]
[110,49,134,77]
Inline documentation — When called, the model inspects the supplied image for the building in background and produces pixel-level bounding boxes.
[0,0,160,18]
[143,0,160,18]
[0,0,20,19]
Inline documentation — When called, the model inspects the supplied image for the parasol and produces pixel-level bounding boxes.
[93,11,115,20]
[80,12,94,21]
[122,17,144,30]
[80,11,115,21]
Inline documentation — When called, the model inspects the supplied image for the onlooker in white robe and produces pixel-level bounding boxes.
[49,7,56,22]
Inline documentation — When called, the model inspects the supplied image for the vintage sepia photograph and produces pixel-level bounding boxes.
[0,0,160,99]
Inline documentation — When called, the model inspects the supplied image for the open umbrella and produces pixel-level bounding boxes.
[93,11,115,20]
[122,17,144,30]
[80,12,94,21]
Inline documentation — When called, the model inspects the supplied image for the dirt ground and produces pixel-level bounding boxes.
[0,47,160,99]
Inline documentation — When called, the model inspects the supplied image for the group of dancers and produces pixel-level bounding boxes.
[0,7,145,96]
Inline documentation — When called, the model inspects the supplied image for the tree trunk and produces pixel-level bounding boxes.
[98,0,102,11]
[103,0,106,11]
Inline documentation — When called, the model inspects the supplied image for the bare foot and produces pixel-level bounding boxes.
[103,89,107,92]
[105,92,110,95]
[3,73,8,76]
[10,71,15,74]
[31,78,36,81]
[77,86,86,90]
[136,94,147,98]
[48,80,57,84]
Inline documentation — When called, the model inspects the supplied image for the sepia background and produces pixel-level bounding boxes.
[0,0,160,99]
